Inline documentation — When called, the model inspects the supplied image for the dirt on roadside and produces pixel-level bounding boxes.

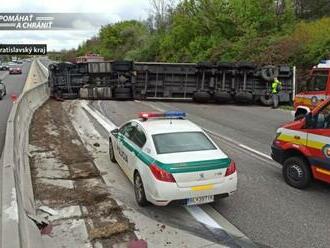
[29,99,136,247]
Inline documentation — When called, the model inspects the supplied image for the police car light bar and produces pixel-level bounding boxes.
[138,111,186,119]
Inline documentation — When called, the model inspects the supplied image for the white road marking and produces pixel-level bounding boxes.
[81,101,117,132]
[185,205,222,229]
[138,100,166,112]
[238,144,272,160]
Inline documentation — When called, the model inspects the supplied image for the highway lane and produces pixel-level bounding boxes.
[0,62,31,155]
[93,100,330,248]
[142,102,292,155]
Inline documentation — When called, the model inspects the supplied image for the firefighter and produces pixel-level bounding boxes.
[272,77,282,109]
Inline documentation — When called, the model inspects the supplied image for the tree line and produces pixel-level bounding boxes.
[58,0,330,68]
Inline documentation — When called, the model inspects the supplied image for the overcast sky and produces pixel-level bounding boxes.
[0,0,151,51]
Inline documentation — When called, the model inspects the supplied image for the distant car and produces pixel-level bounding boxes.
[0,64,9,70]
[16,60,23,64]
[109,111,237,206]
[0,81,6,100]
[9,67,22,74]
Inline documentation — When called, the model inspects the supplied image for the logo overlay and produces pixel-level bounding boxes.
[0,44,47,55]
[0,13,107,30]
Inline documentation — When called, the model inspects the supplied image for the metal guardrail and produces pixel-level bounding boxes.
[1,59,49,248]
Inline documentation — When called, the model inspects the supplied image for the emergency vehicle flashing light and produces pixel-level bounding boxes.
[315,59,330,68]
[138,111,186,120]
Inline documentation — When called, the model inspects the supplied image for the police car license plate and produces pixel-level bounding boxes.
[187,195,214,205]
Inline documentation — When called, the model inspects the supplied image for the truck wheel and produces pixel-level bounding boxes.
[109,138,116,163]
[214,92,231,103]
[234,92,254,104]
[193,91,211,103]
[260,92,273,106]
[261,65,279,82]
[134,172,149,207]
[283,156,312,189]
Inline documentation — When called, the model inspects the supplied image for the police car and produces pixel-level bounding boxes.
[108,111,237,206]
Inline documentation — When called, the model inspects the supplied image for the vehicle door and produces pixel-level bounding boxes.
[125,123,147,180]
[116,122,134,176]
[304,71,328,107]
[306,102,330,166]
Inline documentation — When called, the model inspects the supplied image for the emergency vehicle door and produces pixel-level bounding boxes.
[305,102,330,164]
[288,129,308,147]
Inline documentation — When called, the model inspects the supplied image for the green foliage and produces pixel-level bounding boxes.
[73,0,329,68]
[259,17,330,66]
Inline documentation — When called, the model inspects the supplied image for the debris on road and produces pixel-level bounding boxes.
[90,222,131,240]
[29,99,136,247]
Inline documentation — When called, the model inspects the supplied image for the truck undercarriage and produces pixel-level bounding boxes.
[48,61,294,105]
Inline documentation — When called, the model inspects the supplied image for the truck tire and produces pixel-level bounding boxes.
[214,92,231,103]
[234,92,254,104]
[282,156,312,189]
[114,87,132,100]
[261,66,279,82]
[193,91,211,103]
[260,91,273,106]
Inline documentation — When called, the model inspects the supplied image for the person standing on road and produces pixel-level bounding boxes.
[272,77,282,109]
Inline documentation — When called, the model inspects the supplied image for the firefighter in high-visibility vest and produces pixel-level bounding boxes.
[272,77,282,109]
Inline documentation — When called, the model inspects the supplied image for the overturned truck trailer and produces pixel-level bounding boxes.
[48,61,293,105]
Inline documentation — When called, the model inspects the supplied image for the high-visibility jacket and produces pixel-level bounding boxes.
[272,79,282,94]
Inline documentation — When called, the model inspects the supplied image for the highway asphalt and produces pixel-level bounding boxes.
[91,100,330,248]
[0,62,31,156]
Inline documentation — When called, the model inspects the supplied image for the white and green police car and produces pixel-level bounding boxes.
[108,111,237,206]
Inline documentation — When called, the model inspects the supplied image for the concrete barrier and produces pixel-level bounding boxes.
[1,59,49,247]
[36,60,49,79]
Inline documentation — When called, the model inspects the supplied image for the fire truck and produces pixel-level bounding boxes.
[294,60,330,120]
[272,97,330,189]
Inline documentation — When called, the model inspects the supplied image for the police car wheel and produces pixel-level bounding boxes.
[109,138,116,162]
[283,157,311,189]
[134,172,148,206]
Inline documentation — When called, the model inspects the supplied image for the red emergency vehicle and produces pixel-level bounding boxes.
[294,60,330,120]
[272,98,330,189]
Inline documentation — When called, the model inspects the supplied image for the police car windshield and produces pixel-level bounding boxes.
[152,131,216,154]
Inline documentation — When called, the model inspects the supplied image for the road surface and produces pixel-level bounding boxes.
[0,62,31,155]
[89,100,330,248]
